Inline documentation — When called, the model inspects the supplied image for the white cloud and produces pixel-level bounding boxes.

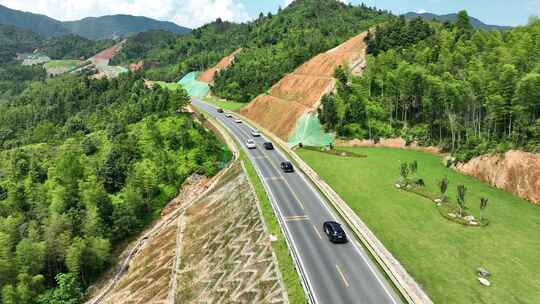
[417,9,428,14]
[0,0,251,28]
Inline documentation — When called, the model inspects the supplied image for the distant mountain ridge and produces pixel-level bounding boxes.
[0,4,191,40]
[403,12,512,30]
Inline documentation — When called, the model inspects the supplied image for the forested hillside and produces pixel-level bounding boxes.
[212,0,388,102]
[112,20,249,81]
[0,4,190,40]
[0,24,42,64]
[38,35,116,60]
[319,12,540,160]
[116,0,389,102]
[0,73,227,303]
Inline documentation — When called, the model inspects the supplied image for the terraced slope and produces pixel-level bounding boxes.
[87,163,286,304]
[176,164,286,303]
[240,32,368,140]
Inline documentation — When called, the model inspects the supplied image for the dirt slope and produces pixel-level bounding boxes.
[90,39,127,65]
[456,150,540,205]
[86,163,286,304]
[198,49,242,83]
[176,163,286,303]
[240,32,368,140]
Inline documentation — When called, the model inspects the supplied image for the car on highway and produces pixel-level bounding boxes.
[246,139,256,149]
[323,221,348,243]
[280,161,294,173]
[234,118,243,123]
[251,129,261,137]
[263,142,274,150]
[217,108,224,113]
[225,112,233,118]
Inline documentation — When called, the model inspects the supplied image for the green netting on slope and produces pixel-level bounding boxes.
[288,112,334,147]
[178,71,210,99]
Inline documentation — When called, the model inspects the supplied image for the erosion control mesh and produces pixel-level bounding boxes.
[288,112,333,147]
[178,72,210,99]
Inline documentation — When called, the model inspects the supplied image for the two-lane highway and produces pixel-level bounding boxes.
[193,99,402,304]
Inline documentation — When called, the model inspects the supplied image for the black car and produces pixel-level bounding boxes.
[280,161,294,173]
[263,142,274,150]
[217,108,224,113]
[323,221,348,243]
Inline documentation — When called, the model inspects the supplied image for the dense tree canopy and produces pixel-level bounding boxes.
[0,72,229,303]
[38,35,115,60]
[113,0,390,102]
[320,15,540,160]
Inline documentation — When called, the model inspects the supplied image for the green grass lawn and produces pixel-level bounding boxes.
[204,96,246,112]
[44,60,81,69]
[298,147,540,304]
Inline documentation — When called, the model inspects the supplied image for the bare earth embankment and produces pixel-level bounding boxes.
[456,150,540,205]
[86,163,286,304]
[240,32,368,140]
[198,49,242,83]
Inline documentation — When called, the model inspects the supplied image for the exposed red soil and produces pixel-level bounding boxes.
[456,150,540,205]
[198,48,242,83]
[240,32,368,140]
[90,39,127,64]
[336,137,443,155]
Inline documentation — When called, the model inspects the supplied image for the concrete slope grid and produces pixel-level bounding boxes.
[240,32,368,141]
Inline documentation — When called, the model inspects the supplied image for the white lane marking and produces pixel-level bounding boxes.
[336,264,350,288]
[193,100,320,304]
[313,224,323,240]
[217,102,400,303]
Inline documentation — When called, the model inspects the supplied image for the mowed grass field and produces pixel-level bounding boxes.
[204,96,246,112]
[43,59,81,69]
[297,147,540,304]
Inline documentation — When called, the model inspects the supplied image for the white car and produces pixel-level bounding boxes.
[251,129,261,137]
[246,139,256,149]
[225,112,233,118]
[234,118,243,123]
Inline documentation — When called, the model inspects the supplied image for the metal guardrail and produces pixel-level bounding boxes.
[192,103,316,304]
[235,112,433,304]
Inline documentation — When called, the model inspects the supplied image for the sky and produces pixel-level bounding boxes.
[0,0,537,28]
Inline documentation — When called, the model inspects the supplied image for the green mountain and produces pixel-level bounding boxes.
[0,24,43,63]
[0,4,69,37]
[0,4,190,40]
[122,0,390,102]
[62,15,191,40]
[38,35,116,60]
[403,11,512,30]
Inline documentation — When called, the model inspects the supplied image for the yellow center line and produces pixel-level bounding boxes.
[284,215,309,222]
[336,265,350,288]
[312,225,322,239]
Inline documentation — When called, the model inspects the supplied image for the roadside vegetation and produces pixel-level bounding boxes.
[320,11,540,160]
[203,96,245,112]
[0,73,228,302]
[113,0,390,102]
[241,152,306,304]
[298,147,540,304]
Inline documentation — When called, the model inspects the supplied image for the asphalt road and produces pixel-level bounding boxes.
[193,99,402,304]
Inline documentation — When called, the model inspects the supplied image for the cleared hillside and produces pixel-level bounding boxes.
[240,32,368,140]
[198,48,241,83]
[87,163,286,304]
